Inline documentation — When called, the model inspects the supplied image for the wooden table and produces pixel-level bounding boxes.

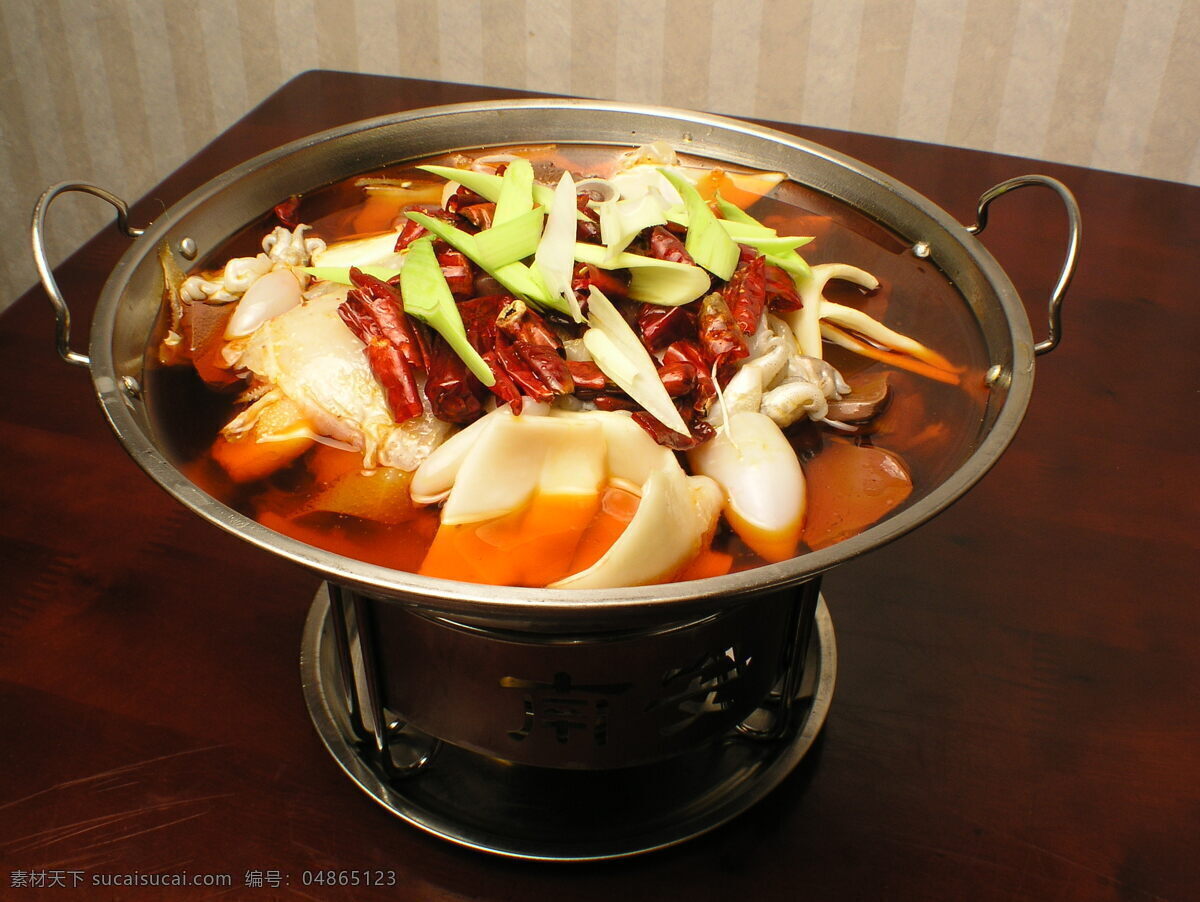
[2,72,1196,900]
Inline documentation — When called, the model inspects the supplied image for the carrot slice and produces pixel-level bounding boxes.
[674,548,734,581]
[419,487,642,587]
[304,467,416,525]
[257,509,439,573]
[211,398,314,483]
[691,168,785,210]
[821,322,962,385]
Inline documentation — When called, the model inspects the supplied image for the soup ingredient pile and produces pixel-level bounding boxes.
[157,142,961,588]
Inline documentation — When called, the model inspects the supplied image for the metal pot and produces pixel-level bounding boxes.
[32,99,1078,779]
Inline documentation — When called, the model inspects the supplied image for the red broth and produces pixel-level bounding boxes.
[145,144,992,582]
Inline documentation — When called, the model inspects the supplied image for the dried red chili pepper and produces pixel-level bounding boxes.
[575,194,602,243]
[724,251,767,335]
[571,263,629,301]
[646,226,694,265]
[453,295,524,408]
[394,217,427,252]
[764,262,802,312]
[517,343,574,395]
[663,340,717,410]
[637,304,698,351]
[481,349,523,409]
[689,418,716,444]
[368,341,424,422]
[424,334,486,425]
[565,360,609,394]
[494,337,558,402]
[273,195,301,229]
[496,298,561,349]
[634,401,717,450]
[337,301,424,423]
[437,249,475,296]
[630,410,703,451]
[347,268,428,369]
[458,294,510,348]
[698,292,748,379]
[395,208,460,251]
[593,393,639,412]
[445,185,486,217]
[458,203,496,231]
[657,361,697,397]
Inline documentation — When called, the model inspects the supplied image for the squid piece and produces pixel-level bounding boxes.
[438,414,607,525]
[409,399,551,505]
[551,465,722,590]
[688,411,806,563]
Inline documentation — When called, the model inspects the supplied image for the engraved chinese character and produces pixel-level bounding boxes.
[501,672,631,746]
[649,645,751,735]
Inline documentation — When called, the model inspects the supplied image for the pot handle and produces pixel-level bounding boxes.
[965,175,1080,356]
[31,182,145,368]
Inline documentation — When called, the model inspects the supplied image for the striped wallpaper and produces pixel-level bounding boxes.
[3,0,1197,312]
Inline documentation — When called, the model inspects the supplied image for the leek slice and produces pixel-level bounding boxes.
[404,211,567,314]
[534,171,584,322]
[399,237,494,385]
[418,164,558,209]
[712,195,814,281]
[763,250,813,280]
[714,194,762,225]
[493,157,535,225]
[659,169,739,280]
[583,286,690,434]
[573,242,710,307]
[303,265,402,285]
[738,235,813,256]
[472,206,545,270]
[664,206,776,240]
[666,203,813,257]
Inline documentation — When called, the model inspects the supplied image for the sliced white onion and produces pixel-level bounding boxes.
[533,171,583,321]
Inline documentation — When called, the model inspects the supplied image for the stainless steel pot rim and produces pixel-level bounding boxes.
[89,97,1035,622]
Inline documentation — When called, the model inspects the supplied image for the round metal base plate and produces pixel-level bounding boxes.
[300,590,836,861]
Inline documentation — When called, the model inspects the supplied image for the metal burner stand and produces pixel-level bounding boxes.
[300,582,836,861]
